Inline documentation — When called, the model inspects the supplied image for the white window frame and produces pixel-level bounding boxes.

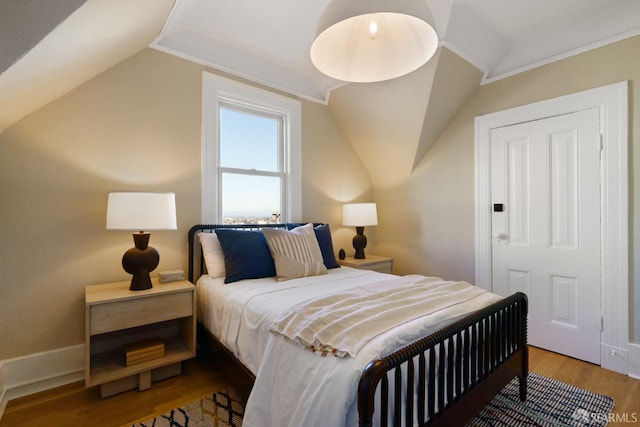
[201,72,302,223]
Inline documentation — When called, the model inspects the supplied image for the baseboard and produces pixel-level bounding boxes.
[601,343,629,374]
[629,342,640,379]
[0,344,84,421]
[0,361,6,421]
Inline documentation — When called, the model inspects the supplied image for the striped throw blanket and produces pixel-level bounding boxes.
[270,275,488,357]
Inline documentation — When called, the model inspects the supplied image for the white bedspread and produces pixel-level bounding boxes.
[196,267,502,427]
[271,276,487,358]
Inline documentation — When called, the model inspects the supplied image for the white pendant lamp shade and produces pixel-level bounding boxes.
[310,0,438,83]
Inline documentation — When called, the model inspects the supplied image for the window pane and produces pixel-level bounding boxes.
[221,173,281,224]
[220,107,279,172]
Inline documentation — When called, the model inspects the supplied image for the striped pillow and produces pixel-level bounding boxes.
[263,223,328,281]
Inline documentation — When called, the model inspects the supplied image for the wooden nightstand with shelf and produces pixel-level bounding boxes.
[85,279,196,398]
[338,254,394,274]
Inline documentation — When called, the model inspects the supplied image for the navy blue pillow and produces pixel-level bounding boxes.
[287,223,340,269]
[215,229,276,284]
[314,224,340,269]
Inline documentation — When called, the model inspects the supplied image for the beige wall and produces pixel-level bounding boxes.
[0,48,371,359]
[371,35,640,342]
[2,34,639,361]
[300,100,374,252]
[328,47,482,280]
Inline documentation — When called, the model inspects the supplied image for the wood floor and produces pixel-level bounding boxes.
[0,349,254,427]
[1,346,639,426]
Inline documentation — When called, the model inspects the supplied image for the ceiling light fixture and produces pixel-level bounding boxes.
[310,0,438,83]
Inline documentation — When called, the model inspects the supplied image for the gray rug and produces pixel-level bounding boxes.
[468,372,614,426]
[128,373,614,427]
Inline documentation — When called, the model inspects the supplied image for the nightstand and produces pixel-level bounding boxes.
[85,279,196,398]
[338,254,394,274]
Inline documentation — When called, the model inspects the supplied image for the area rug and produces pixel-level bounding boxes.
[468,372,614,426]
[127,373,614,427]
[128,388,244,427]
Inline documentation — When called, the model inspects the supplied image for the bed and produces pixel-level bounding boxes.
[188,223,528,427]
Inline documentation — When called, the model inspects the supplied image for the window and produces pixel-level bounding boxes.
[219,103,283,223]
[201,72,301,224]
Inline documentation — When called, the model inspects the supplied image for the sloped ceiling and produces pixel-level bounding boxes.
[152,0,640,101]
[0,0,88,75]
[412,48,482,170]
[1,0,640,133]
[328,48,482,188]
[0,0,174,133]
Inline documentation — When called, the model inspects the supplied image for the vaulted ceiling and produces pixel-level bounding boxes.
[0,0,174,132]
[153,0,640,102]
[1,0,640,133]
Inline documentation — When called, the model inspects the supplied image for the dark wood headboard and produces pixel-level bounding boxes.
[187,223,292,283]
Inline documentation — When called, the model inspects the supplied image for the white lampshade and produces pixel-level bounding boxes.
[310,0,438,83]
[343,203,378,227]
[106,192,177,231]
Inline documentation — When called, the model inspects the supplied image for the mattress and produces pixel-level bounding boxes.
[196,267,502,427]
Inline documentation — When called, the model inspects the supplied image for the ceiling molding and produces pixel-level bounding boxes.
[151,31,334,104]
[481,27,640,85]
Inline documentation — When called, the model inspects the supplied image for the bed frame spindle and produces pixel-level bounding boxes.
[358,292,528,427]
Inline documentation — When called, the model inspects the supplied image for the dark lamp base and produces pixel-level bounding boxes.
[122,232,160,291]
[128,269,154,291]
[353,226,367,259]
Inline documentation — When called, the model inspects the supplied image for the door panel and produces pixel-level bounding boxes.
[506,268,530,295]
[506,137,530,246]
[550,130,579,250]
[549,273,579,328]
[490,108,601,364]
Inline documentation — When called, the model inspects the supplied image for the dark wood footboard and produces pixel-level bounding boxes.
[358,291,528,427]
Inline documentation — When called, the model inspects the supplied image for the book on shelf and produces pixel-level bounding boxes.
[126,351,165,366]
[124,337,165,366]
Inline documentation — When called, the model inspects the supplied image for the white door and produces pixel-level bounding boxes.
[490,108,601,364]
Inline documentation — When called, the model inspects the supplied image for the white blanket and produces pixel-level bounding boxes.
[271,276,487,358]
[196,267,502,427]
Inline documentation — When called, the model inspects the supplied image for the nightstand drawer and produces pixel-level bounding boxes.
[90,292,192,335]
[362,261,393,274]
[338,255,393,274]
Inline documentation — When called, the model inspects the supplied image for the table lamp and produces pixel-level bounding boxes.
[343,203,378,259]
[106,192,177,290]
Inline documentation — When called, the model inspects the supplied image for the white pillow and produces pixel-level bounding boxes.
[262,223,327,281]
[198,232,226,279]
